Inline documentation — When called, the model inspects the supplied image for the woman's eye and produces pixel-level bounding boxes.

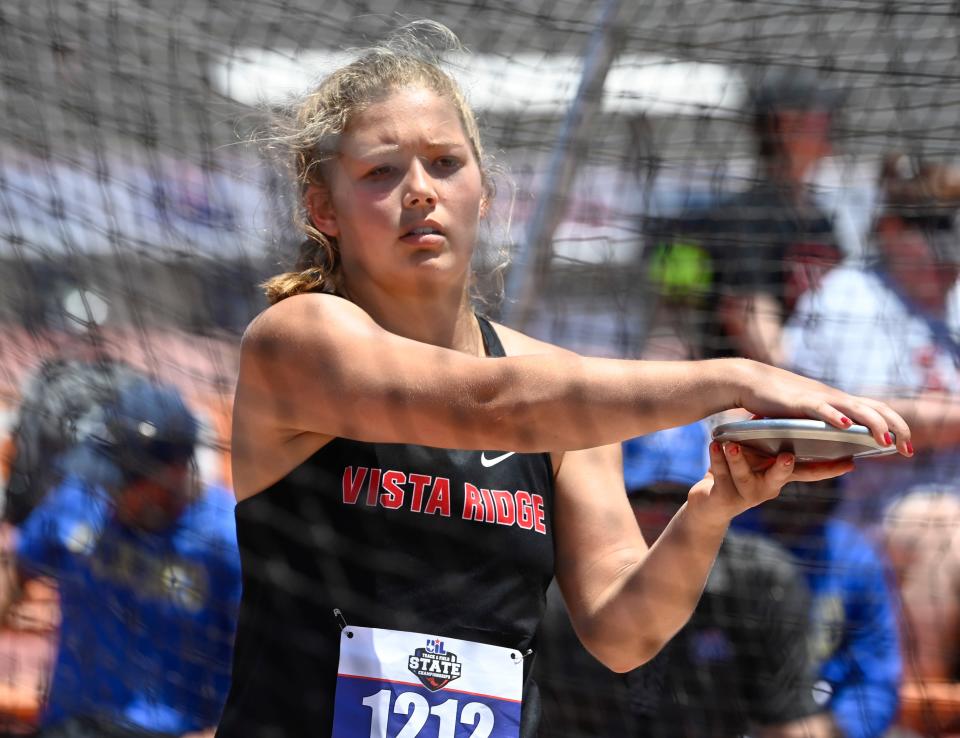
[435,156,461,171]
[365,165,394,179]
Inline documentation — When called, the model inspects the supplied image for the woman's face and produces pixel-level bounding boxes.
[311,85,486,300]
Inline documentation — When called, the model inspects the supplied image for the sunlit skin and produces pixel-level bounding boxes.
[306,86,487,347]
[228,78,913,688]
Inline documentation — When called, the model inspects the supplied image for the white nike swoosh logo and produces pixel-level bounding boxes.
[480,451,516,467]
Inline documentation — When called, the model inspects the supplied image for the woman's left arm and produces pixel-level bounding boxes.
[553,441,852,673]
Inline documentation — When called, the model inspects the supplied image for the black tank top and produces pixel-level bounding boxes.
[217,317,556,737]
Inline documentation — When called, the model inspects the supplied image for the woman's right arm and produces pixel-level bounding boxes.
[236,293,910,455]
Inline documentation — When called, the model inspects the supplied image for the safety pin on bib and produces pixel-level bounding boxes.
[333,608,353,638]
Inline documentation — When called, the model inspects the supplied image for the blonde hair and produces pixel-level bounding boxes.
[261,21,499,305]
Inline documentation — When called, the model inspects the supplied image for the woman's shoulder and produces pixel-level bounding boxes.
[246,292,354,332]
[240,292,369,356]
[241,298,580,362]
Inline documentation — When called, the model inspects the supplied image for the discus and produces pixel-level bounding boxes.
[711,419,898,462]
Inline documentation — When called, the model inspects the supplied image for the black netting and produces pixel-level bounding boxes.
[1,2,959,737]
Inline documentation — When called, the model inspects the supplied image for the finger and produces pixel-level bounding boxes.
[708,441,744,497]
[740,445,776,472]
[856,398,913,457]
[806,399,859,430]
[822,398,891,446]
[788,458,855,483]
[758,451,796,490]
[707,441,732,484]
[721,442,756,492]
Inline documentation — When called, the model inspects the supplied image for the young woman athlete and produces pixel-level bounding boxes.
[216,23,912,738]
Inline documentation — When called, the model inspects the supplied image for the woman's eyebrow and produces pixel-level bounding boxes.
[423,140,467,150]
[348,143,400,159]
[344,141,467,163]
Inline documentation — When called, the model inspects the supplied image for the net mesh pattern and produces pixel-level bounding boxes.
[1,1,960,736]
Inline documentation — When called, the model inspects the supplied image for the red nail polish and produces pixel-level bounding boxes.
[710,442,721,454]
[884,432,893,446]
[906,441,915,455]
[727,444,740,457]
[841,416,852,426]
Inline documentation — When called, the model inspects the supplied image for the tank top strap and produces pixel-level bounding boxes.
[476,314,506,358]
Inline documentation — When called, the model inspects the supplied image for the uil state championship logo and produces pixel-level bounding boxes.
[333,627,523,737]
[408,638,462,691]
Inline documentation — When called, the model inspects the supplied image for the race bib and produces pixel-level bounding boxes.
[332,626,523,738]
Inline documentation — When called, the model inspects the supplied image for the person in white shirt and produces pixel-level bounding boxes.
[784,153,960,528]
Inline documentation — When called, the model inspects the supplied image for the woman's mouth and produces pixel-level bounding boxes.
[401,224,446,245]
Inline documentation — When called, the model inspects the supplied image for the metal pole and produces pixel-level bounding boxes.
[504,0,627,329]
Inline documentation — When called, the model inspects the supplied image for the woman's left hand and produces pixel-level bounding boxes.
[686,440,853,527]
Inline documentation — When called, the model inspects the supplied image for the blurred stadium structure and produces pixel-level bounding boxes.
[5,0,960,349]
[2,0,960,734]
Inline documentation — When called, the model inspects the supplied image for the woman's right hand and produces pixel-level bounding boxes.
[730,359,914,457]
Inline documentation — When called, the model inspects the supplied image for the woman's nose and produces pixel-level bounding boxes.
[402,161,438,208]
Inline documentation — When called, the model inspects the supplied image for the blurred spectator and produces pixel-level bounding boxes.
[683,67,845,363]
[883,487,960,735]
[784,154,960,527]
[0,376,240,738]
[2,357,139,525]
[740,478,902,738]
[537,422,831,738]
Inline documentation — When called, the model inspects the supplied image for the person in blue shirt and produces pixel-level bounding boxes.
[1,376,241,738]
[738,478,902,738]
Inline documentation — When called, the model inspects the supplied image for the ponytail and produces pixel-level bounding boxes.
[261,237,340,304]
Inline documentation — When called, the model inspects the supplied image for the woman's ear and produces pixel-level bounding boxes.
[305,184,339,238]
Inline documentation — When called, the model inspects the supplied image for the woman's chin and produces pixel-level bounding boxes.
[405,248,471,278]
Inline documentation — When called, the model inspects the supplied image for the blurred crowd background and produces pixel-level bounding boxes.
[3,0,960,736]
